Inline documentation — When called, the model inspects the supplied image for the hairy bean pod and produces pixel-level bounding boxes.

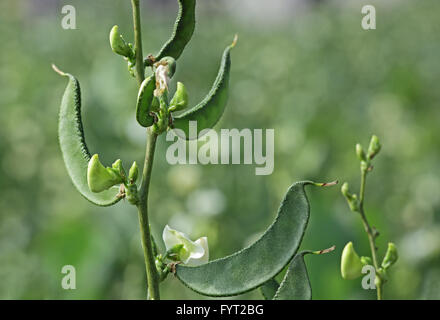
[260,279,279,300]
[172,36,237,140]
[136,75,156,127]
[145,0,196,66]
[273,252,313,300]
[54,65,122,206]
[264,246,335,300]
[175,181,320,296]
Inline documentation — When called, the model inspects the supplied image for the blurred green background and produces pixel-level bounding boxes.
[1,0,439,299]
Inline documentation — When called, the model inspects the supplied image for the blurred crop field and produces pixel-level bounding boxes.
[0,0,439,299]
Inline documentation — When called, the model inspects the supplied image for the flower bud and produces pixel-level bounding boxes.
[129,161,139,183]
[367,135,381,160]
[356,143,367,162]
[169,82,189,112]
[341,182,360,212]
[109,25,133,58]
[360,160,369,173]
[341,242,364,280]
[360,256,372,266]
[347,194,360,212]
[125,184,138,205]
[87,154,123,193]
[341,182,350,198]
[381,242,398,269]
[111,159,126,180]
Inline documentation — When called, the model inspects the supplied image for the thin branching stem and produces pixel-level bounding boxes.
[131,0,161,300]
[358,168,383,300]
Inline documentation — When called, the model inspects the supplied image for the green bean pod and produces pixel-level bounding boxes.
[54,65,123,206]
[259,279,279,300]
[136,75,157,127]
[146,0,196,66]
[172,36,236,140]
[175,181,327,297]
[273,252,313,300]
[261,246,334,300]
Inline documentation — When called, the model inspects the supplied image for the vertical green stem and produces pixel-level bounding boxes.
[358,169,383,300]
[131,0,160,300]
[137,130,160,300]
[132,0,145,85]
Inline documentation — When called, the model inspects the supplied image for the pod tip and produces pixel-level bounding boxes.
[52,64,66,76]
[315,180,338,187]
[314,245,336,255]
[231,34,238,48]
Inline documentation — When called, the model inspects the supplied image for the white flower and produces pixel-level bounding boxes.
[162,225,209,266]
[154,64,170,97]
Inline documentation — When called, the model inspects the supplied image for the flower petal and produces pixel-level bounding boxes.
[163,225,183,250]
[185,237,209,266]
[162,225,209,266]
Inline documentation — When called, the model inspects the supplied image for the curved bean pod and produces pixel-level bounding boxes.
[146,0,196,66]
[54,65,123,207]
[274,246,335,300]
[172,36,237,140]
[175,181,328,297]
[136,75,156,127]
[273,252,312,300]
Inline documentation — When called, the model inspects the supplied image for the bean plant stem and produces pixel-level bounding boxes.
[358,169,382,300]
[131,0,161,300]
[137,130,160,300]
[132,0,145,84]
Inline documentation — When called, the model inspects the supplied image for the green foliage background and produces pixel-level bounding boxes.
[0,0,439,299]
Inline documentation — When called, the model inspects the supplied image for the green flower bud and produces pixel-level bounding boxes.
[341,242,364,280]
[169,82,189,112]
[109,25,133,58]
[125,184,139,205]
[360,256,372,266]
[367,135,381,160]
[111,159,126,180]
[341,182,350,198]
[360,160,369,173]
[155,256,164,272]
[129,161,139,183]
[87,154,123,193]
[381,242,398,269]
[356,143,367,162]
[348,194,359,212]
[341,182,360,212]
